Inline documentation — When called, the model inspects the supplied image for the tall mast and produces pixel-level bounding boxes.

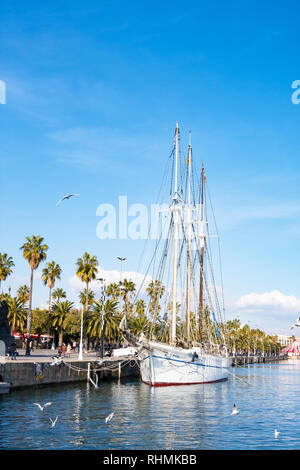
[171,121,179,344]
[199,163,205,344]
[186,131,192,344]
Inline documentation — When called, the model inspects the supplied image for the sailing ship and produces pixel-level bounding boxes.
[120,122,232,386]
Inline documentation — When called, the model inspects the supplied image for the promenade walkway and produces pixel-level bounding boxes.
[6,348,108,363]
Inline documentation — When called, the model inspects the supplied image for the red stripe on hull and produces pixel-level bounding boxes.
[142,377,228,387]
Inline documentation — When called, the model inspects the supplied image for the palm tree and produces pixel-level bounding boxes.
[17,285,30,306]
[120,278,136,315]
[42,261,62,316]
[76,252,98,315]
[135,299,146,317]
[79,288,95,307]
[76,252,98,351]
[52,288,67,302]
[20,235,48,355]
[0,253,15,292]
[7,297,27,336]
[146,280,165,320]
[86,299,120,342]
[106,282,121,301]
[50,300,74,347]
[129,314,151,336]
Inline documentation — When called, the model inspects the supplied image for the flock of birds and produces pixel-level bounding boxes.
[33,402,58,428]
[32,399,278,436]
[231,403,281,439]
[33,401,114,428]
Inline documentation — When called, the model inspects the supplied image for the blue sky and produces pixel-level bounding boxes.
[1,0,300,334]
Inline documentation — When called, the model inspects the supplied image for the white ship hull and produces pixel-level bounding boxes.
[138,341,231,386]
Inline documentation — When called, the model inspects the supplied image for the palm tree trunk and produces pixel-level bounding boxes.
[59,329,63,347]
[26,268,34,355]
[48,287,52,316]
[85,281,89,351]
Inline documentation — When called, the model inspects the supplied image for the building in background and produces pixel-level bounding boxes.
[277,335,293,347]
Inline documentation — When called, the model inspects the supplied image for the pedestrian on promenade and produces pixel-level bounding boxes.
[11,342,17,360]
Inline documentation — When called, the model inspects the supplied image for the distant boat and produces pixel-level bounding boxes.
[120,122,231,386]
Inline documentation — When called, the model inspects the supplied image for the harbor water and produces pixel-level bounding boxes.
[0,359,300,450]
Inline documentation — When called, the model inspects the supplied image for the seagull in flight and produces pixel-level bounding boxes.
[105,412,114,424]
[50,417,58,428]
[231,404,239,416]
[274,429,280,438]
[56,194,80,205]
[33,402,52,411]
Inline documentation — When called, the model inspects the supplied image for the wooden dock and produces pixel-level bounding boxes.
[231,355,287,366]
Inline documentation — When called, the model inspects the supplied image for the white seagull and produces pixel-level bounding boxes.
[274,429,281,438]
[56,194,80,205]
[105,412,114,424]
[33,402,52,411]
[50,417,58,428]
[50,357,63,366]
[231,404,239,416]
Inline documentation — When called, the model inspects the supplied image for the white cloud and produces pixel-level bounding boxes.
[235,290,300,315]
[68,265,153,299]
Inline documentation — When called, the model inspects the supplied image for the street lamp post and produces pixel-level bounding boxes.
[98,278,106,358]
[78,305,84,360]
[117,257,126,283]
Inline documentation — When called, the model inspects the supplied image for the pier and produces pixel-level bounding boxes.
[0,349,139,392]
[231,355,287,366]
[0,350,289,393]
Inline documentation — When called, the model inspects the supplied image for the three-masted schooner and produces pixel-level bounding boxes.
[120,122,231,386]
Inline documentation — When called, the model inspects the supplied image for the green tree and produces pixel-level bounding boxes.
[129,314,151,336]
[63,310,81,339]
[76,252,98,315]
[20,235,48,355]
[86,299,120,342]
[135,299,146,317]
[17,285,30,307]
[79,288,95,308]
[7,297,27,336]
[106,282,121,301]
[146,280,165,324]
[52,288,66,302]
[42,261,62,315]
[31,309,50,336]
[50,300,74,347]
[120,279,136,316]
[0,253,15,292]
